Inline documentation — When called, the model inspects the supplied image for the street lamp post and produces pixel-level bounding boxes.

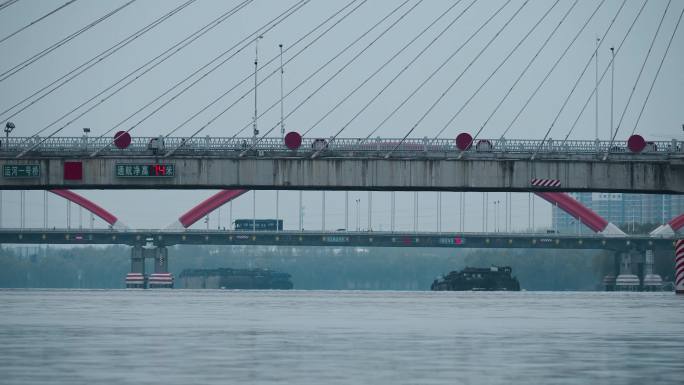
[595,37,600,141]
[279,43,285,140]
[345,191,349,230]
[299,191,303,231]
[413,192,418,232]
[355,198,360,231]
[493,200,501,232]
[390,191,395,232]
[4,121,15,149]
[83,127,90,151]
[610,46,615,141]
[322,191,326,231]
[367,191,372,231]
[252,35,263,146]
[437,192,442,233]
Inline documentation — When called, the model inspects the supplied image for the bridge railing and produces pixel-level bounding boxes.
[2,136,682,157]
[0,227,653,237]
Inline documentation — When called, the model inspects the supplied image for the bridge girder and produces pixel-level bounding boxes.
[2,156,682,193]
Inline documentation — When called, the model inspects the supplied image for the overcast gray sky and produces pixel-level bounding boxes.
[0,0,682,230]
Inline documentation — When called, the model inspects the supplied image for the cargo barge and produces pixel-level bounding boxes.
[431,266,520,291]
[178,268,293,290]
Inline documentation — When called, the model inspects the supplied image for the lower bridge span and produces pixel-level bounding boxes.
[0,229,675,252]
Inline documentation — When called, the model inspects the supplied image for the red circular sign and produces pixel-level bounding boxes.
[284,131,302,150]
[627,134,646,153]
[455,132,472,150]
[114,131,131,149]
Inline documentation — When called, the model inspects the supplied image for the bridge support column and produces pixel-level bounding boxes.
[148,246,173,289]
[676,239,684,294]
[615,251,640,291]
[642,250,662,291]
[125,245,146,289]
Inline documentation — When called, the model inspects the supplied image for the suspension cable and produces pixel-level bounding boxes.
[531,0,639,159]
[164,0,412,157]
[104,0,351,143]
[593,2,651,158]
[0,0,20,13]
[310,0,473,154]
[387,0,527,157]
[232,0,412,139]
[632,5,684,135]
[365,0,506,143]
[0,0,77,45]
[328,0,478,145]
[237,0,420,156]
[564,0,671,143]
[496,0,610,140]
[566,3,676,144]
[433,0,560,142]
[475,0,580,142]
[302,0,431,137]
[609,0,672,141]
[0,0,137,83]
[160,0,388,149]
[90,0,311,154]
[16,0,256,157]
[0,0,196,122]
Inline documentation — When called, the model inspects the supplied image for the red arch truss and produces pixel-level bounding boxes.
[535,192,624,235]
[535,192,606,232]
[169,189,623,236]
[49,190,126,229]
[670,214,684,233]
[169,189,248,229]
[651,212,684,236]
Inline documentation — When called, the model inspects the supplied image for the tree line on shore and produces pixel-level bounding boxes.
[0,244,676,290]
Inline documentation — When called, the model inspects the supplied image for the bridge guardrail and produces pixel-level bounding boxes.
[1,227,668,238]
[1,136,681,157]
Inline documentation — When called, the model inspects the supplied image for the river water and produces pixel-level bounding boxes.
[0,290,682,384]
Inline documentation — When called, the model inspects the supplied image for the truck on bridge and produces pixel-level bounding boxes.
[234,219,283,231]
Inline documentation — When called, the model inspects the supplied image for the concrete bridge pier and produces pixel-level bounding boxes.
[602,252,620,291]
[125,246,146,289]
[615,251,640,291]
[642,250,663,291]
[148,246,174,289]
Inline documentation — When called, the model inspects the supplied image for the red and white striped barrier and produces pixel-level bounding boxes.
[125,273,146,288]
[531,178,561,188]
[676,239,684,294]
[148,273,174,288]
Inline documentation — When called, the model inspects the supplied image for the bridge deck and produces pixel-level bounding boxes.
[0,229,675,252]
[2,137,683,193]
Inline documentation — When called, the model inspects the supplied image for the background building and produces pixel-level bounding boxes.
[552,194,684,234]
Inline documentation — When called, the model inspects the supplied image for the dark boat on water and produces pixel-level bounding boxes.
[178,268,293,290]
[431,266,520,291]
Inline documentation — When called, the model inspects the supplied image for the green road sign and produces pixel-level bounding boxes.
[3,164,40,178]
